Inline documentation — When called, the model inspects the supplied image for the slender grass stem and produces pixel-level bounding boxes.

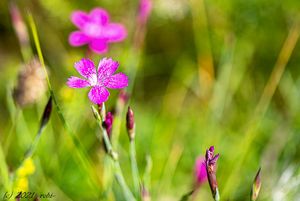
[115,162,136,201]
[0,144,10,191]
[23,124,44,160]
[27,12,99,191]
[189,0,215,98]
[222,21,300,198]
[130,140,140,197]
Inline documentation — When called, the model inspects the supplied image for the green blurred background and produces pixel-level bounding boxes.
[1,0,300,200]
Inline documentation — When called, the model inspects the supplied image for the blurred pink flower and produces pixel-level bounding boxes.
[195,156,207,186]
[69,8,127,54]
[67,58,128,104]
[138,0,152,24]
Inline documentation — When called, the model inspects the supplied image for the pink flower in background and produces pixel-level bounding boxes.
[194,157,207,186]
[69,8,127,54]
[138,0,152,24]
[67,58,128,104]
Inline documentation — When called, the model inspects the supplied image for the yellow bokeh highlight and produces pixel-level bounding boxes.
[14,177,29,192]
[17,157,36,177]
[14,157,36,192]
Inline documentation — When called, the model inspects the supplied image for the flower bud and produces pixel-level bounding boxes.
[126,106,135,141]
[102,112,114,153]
[39,96,52,131]
[251,167,261,201]
[205,146,220,200]
[103,112,114,138]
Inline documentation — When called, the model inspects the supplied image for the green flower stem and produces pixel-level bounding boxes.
[115,162,136,201]
[92,105,136,201]
[214,188,220,201]
[130,140,140,197]
[23,124,43,159]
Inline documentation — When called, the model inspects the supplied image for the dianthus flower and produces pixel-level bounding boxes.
[67,58,128,104]
[69,8,127,54]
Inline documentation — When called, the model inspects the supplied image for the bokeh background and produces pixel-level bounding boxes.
[1,0,300,200]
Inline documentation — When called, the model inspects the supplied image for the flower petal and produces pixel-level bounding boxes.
[69,31,90,46]
[88,86,110,104]
[71,11,89,29]
[89,39,108,54]
[103,73,128,89]
[97,57,119,80]
[104,23,127,42]
[67,76,90,88]
[74,58,96,79]
[89,8,110,25]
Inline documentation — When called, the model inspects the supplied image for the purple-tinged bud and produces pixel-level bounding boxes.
[194,156,207,187]
[9,3,29,46]
[126,106,135,141]
[103,112,114,138]
[39,96,52,131]
[102,112,114,153]
[138,0,152,24]
[251,167,261,201]
[205,146,220,201]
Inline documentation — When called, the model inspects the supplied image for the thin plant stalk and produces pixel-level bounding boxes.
[27,12,100,191]
[92,105,136,201]
[4,86,20,154]
[115,162,137,201]
[130,140,140,197]
[23,125,43,159]
[0,144,10,191]
[189,0,215,99]
[222,21,300,197]
[111,2,151,147]
[143,155,152,192]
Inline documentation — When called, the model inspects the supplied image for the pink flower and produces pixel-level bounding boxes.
[69,8,127,54]
[195,157,207,186]
[67,58,128,104]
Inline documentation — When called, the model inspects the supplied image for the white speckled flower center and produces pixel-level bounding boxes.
[88,74,98,86]
[83,23,102,38]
